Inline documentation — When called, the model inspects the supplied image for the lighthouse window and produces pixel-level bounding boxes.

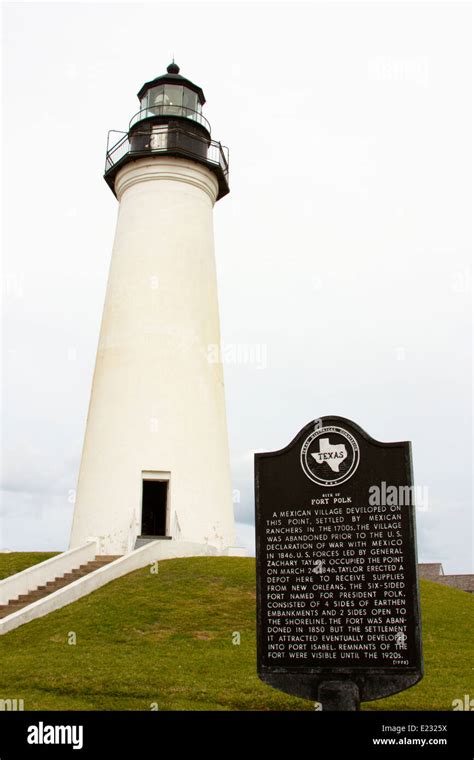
[164,85,183,108]
[183,88,198,114]
[147,85,165,111]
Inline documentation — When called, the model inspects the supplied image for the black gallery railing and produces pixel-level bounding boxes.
[105,126,229,182]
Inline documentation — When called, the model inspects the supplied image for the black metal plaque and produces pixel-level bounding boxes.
[255,416,423,705]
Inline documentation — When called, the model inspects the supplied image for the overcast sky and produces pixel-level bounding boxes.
[1,2,472,572]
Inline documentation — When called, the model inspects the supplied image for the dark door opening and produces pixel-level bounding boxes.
[141,480,167,536]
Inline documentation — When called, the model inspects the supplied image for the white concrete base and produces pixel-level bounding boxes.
[0,540,222,636]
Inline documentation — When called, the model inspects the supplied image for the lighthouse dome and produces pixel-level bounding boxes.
[133,61,207,132]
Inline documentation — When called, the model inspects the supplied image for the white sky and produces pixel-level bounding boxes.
[1,1,472,571]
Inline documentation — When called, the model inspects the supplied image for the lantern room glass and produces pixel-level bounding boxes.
[141,85,202,117]
[183,88,199,114]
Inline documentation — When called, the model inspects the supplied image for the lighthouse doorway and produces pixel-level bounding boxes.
[141,480,168,536]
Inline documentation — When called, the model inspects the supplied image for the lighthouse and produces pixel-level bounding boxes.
[70,62,237,557]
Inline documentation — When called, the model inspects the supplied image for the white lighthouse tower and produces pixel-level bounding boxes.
[70,62,237,557]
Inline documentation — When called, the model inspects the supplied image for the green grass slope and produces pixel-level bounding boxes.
[0,555,471,710]
[0,552,58,580]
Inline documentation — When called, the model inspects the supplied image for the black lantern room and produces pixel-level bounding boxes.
[104,62,229,200]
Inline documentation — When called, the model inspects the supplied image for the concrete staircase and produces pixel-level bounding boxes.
[0,556,121,620]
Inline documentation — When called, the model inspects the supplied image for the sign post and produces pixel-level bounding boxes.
[255,416,423,710]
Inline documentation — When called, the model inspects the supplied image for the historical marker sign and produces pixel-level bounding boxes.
[255,416,423,709]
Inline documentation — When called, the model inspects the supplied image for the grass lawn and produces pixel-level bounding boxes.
[0,555,472,710]
[0,552,58,580]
